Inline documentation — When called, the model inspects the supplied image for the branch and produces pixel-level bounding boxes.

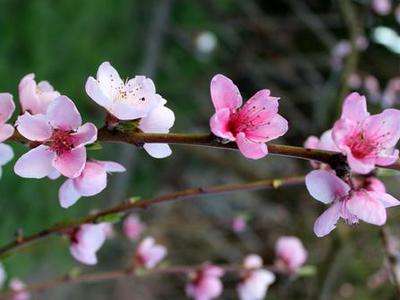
[0,263,269,299]
[0,176,304,258]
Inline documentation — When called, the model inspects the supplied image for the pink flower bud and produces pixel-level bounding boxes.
[186,264,224,300]
[123,214,145,241]
[9,278,30,300]
[275,236,307,273]
[135,237,167,269]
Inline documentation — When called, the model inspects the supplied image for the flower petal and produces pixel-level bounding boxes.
[347,191,387,225]
[73,162,107,196]
[318,129,339,151]
[85,76,113,108]
[97,161,126,173]
[376,148,399,166]
[236,132,268,159]
[245,113,288,142]
[0,124,14,143]
[0,143,13,166]
[347,151,375,174]
[110,102,152,121]
[14,145,55,178]
[368,191,400,208]
[47,96,82,131]
[143,143,172,159]
[210,74,242,111]
[210,108,235,140]
[96,61,124,99]
[340,92,369,122]
[362,108,400,148]
[0,93,15,124]
[59,179,81,208]
[139,104,175,133]
[16,112,52,142]
[53,146,86,178]
[313,202,341,237]
[305,170,350,204]
[332,118,358,152]
[72,123,98,147]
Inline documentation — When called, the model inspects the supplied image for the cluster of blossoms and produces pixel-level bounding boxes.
[185,236,307,300]
[305,92,400,237]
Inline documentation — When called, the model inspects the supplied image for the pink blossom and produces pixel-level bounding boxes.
[382,77,400,107]
[135,237,167,269]
[305,170,400,237]
[14,96,97,179]
[364,75,381,102]
[18,73,60,115]
[59,160,125,208]
[138,98,175,158]
[69,223,107,265]
[232,216,247,233]
[85,62,159,120]
[347,73,362,89]
[237,254,275,300]
[123,214,145,241]
[101,222,114,239]
[209,74,288,159]
[9,278,30,300]
[186,264,224,300]
[332,92,400,174]
[330,40,351,69]
[304,130,338,169]
[0,93,16,177]
[275,236,307,273]
[372,0,392,15]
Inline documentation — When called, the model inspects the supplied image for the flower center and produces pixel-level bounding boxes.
[347,132,377,159]
[49,129,74,156]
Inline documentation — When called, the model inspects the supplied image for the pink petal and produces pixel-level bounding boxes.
[73,162,107,196]
[240,89,279,119]
[275,236,307,271]
[304,136,319,149]
[245,113,288,143]
[0,143,13,166]
[363,109,400,148]
[16,113,52,142]
[210,74,242,111]
[318,130,339,151]
[340,92,369,122]
[85,76,113,107]
[368,191,400,208]
[347,191,387,225]
[376,148,399,166]
[305,170,350,204]
[72,123,98,147]
[347,151,375,174]
[0,93,15,124]
[14,145,55,178]
[210,108,235,140]
[139,104,175,133]
[47,96,82,131]
[236,132,268,159]
[96,61,124,98]
[143,143,172,159]
[48,169,61,180]
[97,161,126,173]
[59,179,81,208]
[0,124,14,143]
[313,202,341,237]
[52,146,86,178]
[243,254,263,269]
[70,244,98,265]
[332,118,358,151]
[110,101,153,121]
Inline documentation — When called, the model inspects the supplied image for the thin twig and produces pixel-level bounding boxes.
[0,176,304,258]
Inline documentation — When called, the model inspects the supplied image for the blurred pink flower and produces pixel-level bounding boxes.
[237,254,275,300]
[304,129,338,169]
[69,224,107,265]
[332,92,400,174]
[275,236,307,273]
[138,98,175,158]
[59,160,125,208]
[85,62,159,120]
[0,93,15,176]
[364,75,381,102]
[209,74,288,159]
[347,73,362,89]
[232,216,247,233]
[18,73,60,115]
[135,237,167,269]
[14,96,97,179]
[382,77,400,107]
[123,214,145,241]
[372,0,392,15]
[306,170,400,237]
[9,278,30,300]
[186,264,224,300]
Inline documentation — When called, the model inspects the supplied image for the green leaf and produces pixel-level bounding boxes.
[86,142,103,151]
[129,196,141,203]
[96,213,123,224]
[297,265,316,277]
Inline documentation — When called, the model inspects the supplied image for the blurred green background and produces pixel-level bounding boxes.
[0,0,400,299]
